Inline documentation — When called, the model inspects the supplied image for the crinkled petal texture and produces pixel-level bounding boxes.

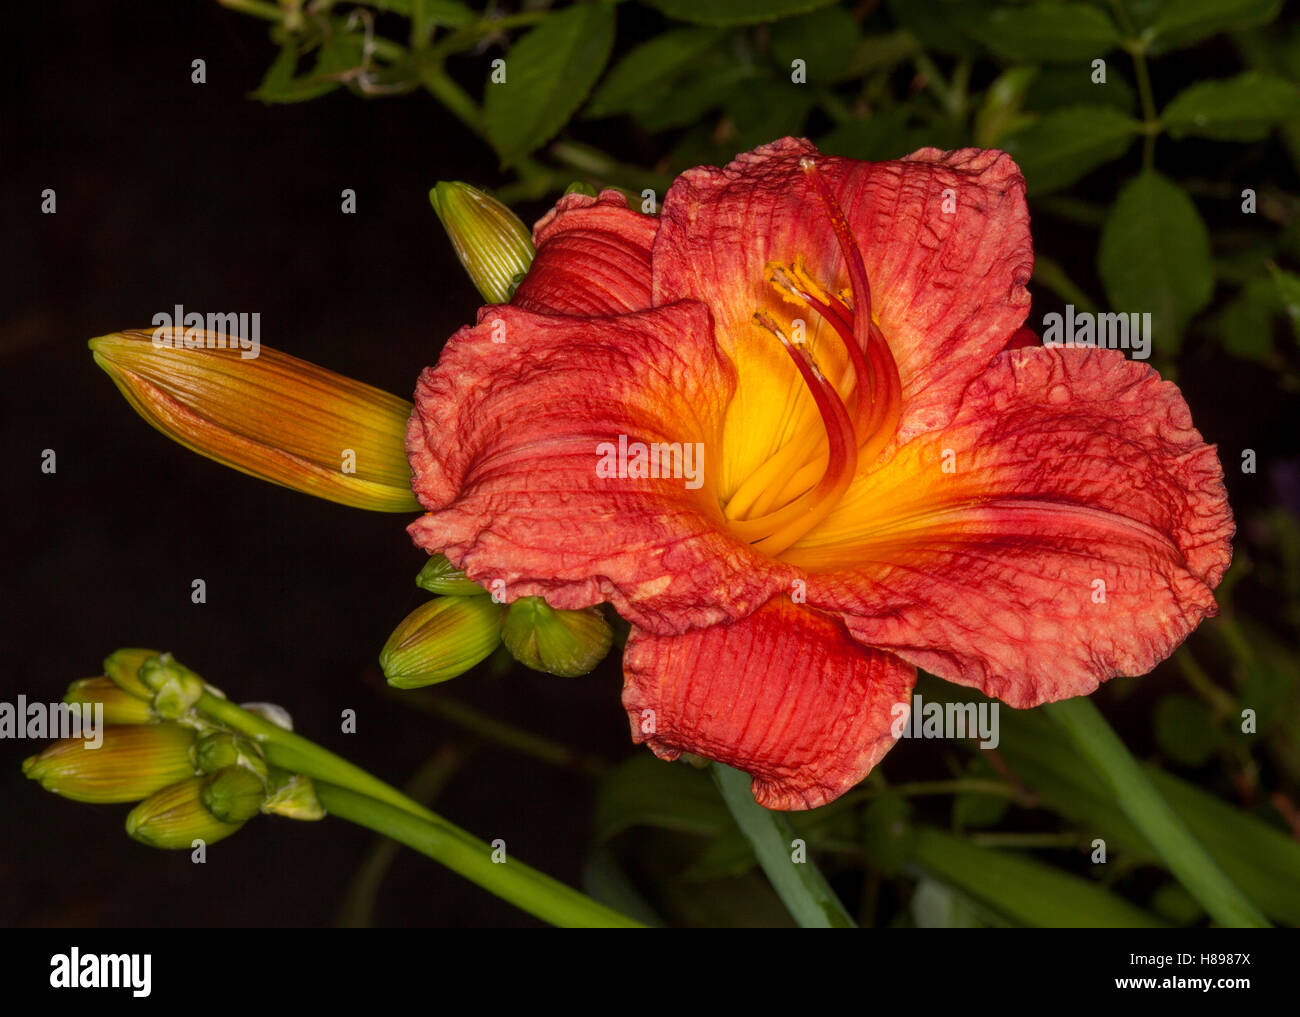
[512,190,658,317]
[800,346,1233,709]
[653,137,1033,497]
[406,303,795,632]
[624,597,917,810]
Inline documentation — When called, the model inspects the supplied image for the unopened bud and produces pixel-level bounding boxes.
[500,598,613,677]
[415,554,486,596]
[192,731,267,780]
[380,596,505,689]
[200,765,267,823]
[138,654,205,719]
[64,677,157,726]
[103,648,161,700]
[23,724,197,803]
[126,777,244,849]
[261,773,326,820]
[429,181,534,303]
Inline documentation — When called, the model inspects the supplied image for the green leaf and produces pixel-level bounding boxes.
[483,4,616,165]
[592,755,729,842]
[1269,262,1300,341]
[887,0,997,57]
[724,78,816,153]
[1098,171,1214,354]
[973,66,1039,149]
[586,27,723,118]
[908,827,1167,928]
[1024,64,1137,115]
[770,5,861,82]
[818,108,913,160]
[367,0,474,23]
[1001,105,1140,192]
[647,0,838,27]
[636,60,759,132]
[976,2,1122,63]
[1217,277,1279,361]
[1046,698,1268,928]
[862,791,913,875]
[1153,694,1224,766]
[253,42,343,104]
[1146,0,1283,52]
[711,763,856,928]
[1163,72,1300,141]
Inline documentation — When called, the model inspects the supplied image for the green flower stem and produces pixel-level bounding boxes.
[194,693,641,927]
[315,782,642,928]
[1044,697,1269,928]
[712,763,856,928]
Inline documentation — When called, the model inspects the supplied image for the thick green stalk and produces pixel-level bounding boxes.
[712,763,856,928]
[195,693,641,927]
[316,782,642,928]
[1045,698,1269,928]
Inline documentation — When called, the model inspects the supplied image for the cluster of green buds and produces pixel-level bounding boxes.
[379,555,615,688]
[23,649,323,850]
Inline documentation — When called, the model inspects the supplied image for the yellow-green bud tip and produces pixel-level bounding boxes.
[414,554,487,596]
[24,725,198,803]
[126,777,245,850]
[138,653,206,719]
[380,595,505,689]
[430,181,534,304]
[64,676,157,726]
[201,766,268,824]
[500,598,613,677]
[103,648,162,700]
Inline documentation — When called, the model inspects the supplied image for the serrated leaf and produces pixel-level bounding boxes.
[586,27,723,118]
[1164,72,1300,141]
[483,4,616,166]
[1002,105,1140,192]
[1146,0,1282,52]
[1098,171,1213,354]
[977,2,1122,63]
[647,0,838,27]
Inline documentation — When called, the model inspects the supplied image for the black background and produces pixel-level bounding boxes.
[2,1,632,927]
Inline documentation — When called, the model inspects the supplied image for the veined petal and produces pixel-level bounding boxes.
[405,303,793,633]
[512,190,658,316]
[623,596,916,811]
[90,331,418,512]
[801,346,1233,708]
[652,137,1032,496]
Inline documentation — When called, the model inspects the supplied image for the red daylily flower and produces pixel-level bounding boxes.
[405,138,1233,810]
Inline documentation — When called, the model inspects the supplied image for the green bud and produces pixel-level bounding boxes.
[429,181,534,303]
[200,765,267,823]
[415,554,487,597]
[380,596,505,689]
[500,598,613,677]
[261,773,325,821]
[103,648,161,700]
[23,724,197,803]
[138,653,206,719]
[564,180,599,197]
[126,777,244,849]
[63,677,157,725]
[192,731,266,779]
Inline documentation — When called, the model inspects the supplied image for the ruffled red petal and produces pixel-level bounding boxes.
[406,303,794,632]
[800,346,1233,708]
[512,190,658,316]
[651,137,1033,496]
[623,596,917,810]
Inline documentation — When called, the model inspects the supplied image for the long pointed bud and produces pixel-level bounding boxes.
[63,677,158,726]
[23,725,197,803]
[380,596,505,689]
[89,331,419,512]
[430,182,535,303]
